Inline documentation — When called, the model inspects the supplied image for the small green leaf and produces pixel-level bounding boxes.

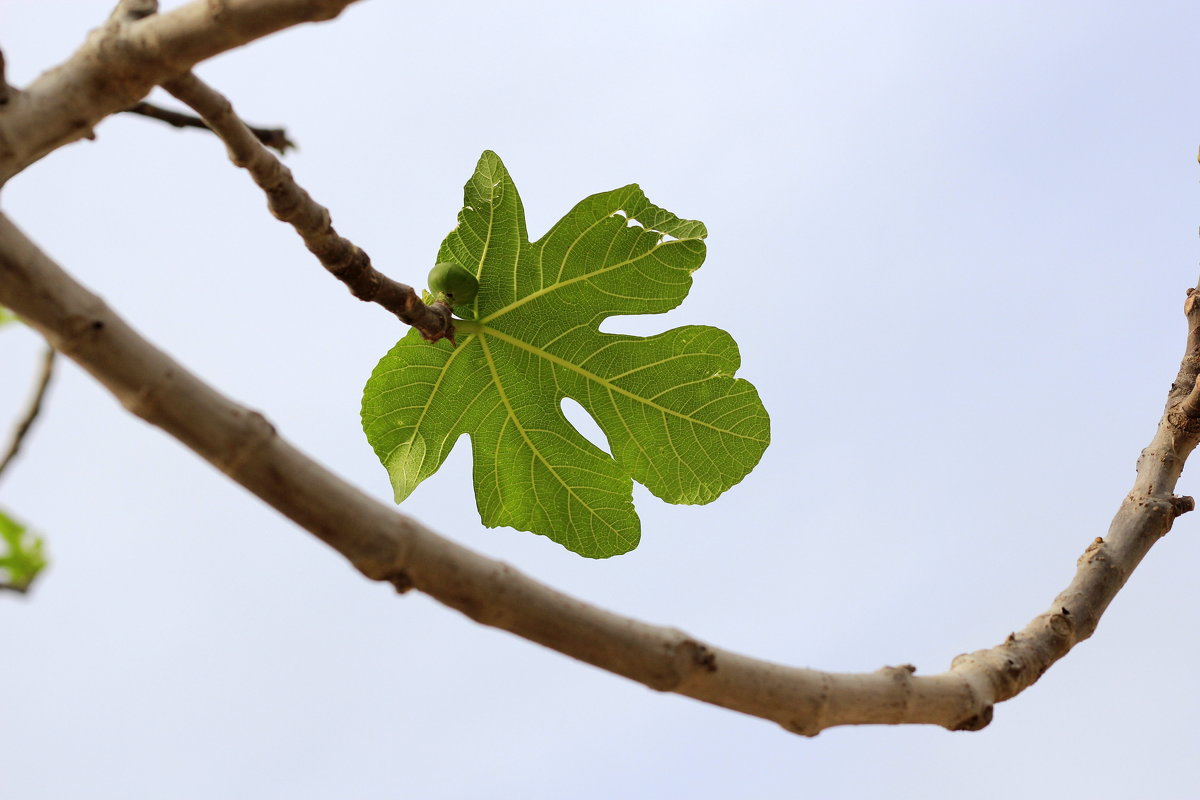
[0,306,15,328]
[362,152,770,558]
[0,508,48,591]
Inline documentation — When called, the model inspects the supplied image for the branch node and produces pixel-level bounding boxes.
[110,0,159,21]
[782,719,822,738]
[123,365,178,419]
[883,662,916,676]
[1075,537,1107,567]
[1046,611,1073,639]
[1170,495,1194,517]
[385,570,414,594]
[217,409,276,477]
[417,303,455,345]
[689,641,718,673]
[951,705,994,732]
[1179,375,1200,418]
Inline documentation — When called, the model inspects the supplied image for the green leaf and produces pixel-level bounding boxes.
[362,152,770,558]
[0,508,47,591]
[0,306,15,328]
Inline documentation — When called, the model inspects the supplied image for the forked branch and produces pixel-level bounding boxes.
[0,210,1196,734]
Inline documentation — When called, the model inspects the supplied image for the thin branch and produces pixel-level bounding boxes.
[1,211,1196,734]
[162,73,452,341]
[0,345,56,484]
[122,100,295,154]
[0,0,364,185]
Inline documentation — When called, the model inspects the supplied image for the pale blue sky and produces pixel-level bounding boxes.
[2,2,1199,797]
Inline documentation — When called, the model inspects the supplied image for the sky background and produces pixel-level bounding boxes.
[3,1,1200,797]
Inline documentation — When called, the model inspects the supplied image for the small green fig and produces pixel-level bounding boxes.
[427,261,479,306]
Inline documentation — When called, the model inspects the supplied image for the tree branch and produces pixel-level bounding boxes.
[1,210,1196,733]
[161,72,452,341]
[0,345,56,484]
[0,49,10,107]
[122,100,295,154]
[0,0,364,185]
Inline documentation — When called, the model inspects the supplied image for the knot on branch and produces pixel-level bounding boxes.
[1174,374,1200,422]
[650,633,718,692]
[416,302,455,345]
[109,0,158,22]
[1171,495,1195,517]
[58,311,108,356]
[952,705,994,732]
[217,408,277,477]
[1045,610,1074,639]
[1077,536,1106,567]
[1121,493,1188,533]
[384,569,414,594]
[879,663,917,675]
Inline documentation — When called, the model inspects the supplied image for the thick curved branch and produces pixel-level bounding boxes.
[0,0,363,185]
[0,345,56,484]
[0,211,1195,734]
[161,73,451,341]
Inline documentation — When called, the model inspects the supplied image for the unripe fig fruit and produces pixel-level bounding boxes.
[427,261,479,305]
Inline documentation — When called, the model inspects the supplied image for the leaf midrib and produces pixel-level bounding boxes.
[456,320,766,443]
[478,244,660,325]
[477,333,622,543]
